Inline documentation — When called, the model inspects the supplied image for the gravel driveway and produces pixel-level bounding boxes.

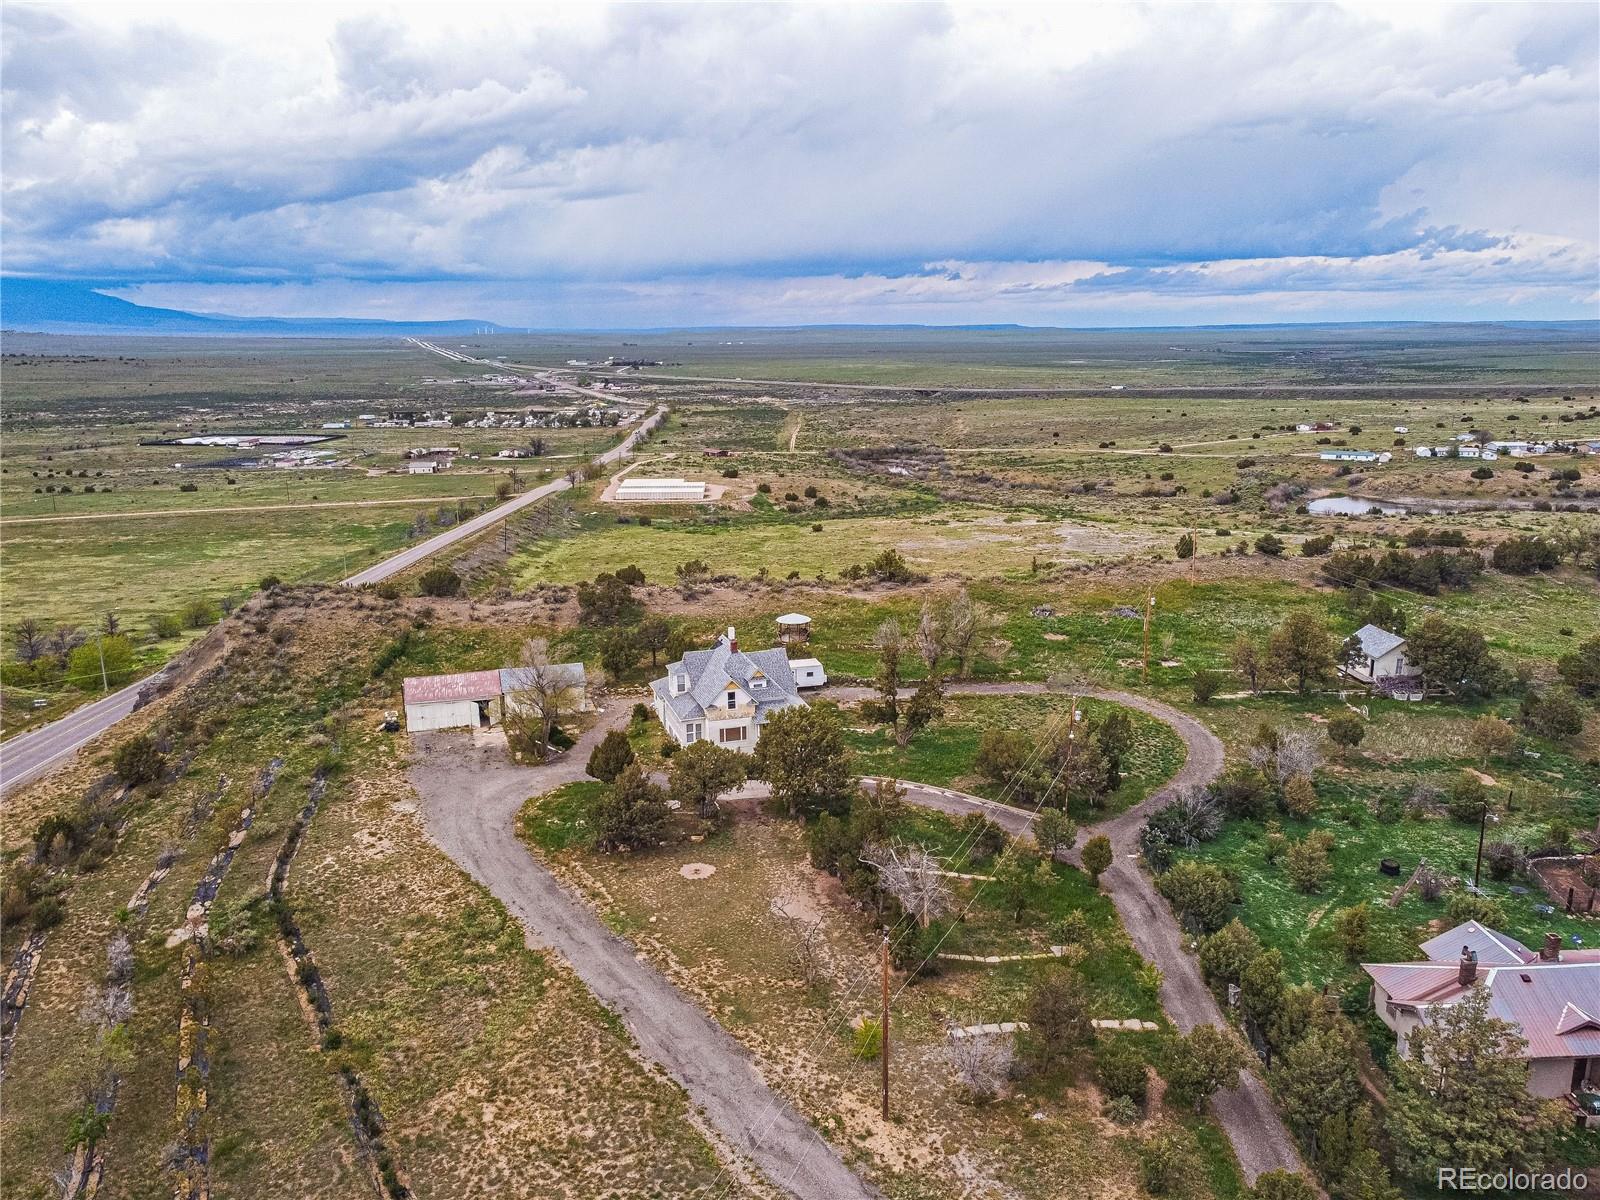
[409,712,879,1200]
[412,682,1304,1191]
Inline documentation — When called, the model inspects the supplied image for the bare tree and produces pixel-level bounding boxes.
[945,1025,1014,1103]
[101,611,121,637]
[943,589,979,678]
[914,601,943,671]
[773,898,828,990]
[49,624,86,661]
[504,637,585,760]
[11,617,46,663]
[1274,730,1323,783]
[861,842,952,926]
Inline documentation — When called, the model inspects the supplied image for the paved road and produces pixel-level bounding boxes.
[342,407,662,586]
[827,682,1305,1185]
[0,681,156,797]
[0,411,663,796]
[409,713,878,1200]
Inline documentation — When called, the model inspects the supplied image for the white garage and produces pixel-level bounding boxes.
[402,669,504,732]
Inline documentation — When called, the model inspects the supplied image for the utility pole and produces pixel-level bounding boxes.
[96,635,109,693]
[1473,799,1490,888]
[880,936,890,1121]
[1142,594,1155,684]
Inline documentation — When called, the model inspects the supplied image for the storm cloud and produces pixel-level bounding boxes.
[3,2,1596,325]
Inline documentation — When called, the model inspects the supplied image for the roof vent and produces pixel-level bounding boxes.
[1519,974,1532,983]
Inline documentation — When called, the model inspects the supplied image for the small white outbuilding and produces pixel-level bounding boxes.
[403,670,504,732]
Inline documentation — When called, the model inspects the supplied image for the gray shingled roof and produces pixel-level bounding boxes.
[655,636,806,724]
[1353,623,1406,659]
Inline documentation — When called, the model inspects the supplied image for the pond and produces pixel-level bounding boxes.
[1307,496,1438,517]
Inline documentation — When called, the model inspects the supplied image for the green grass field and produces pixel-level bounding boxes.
[842,694,1185,820]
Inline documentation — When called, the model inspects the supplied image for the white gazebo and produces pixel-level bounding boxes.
[775,612,812,644]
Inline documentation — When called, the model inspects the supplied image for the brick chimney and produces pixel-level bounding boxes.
[726,626,738,653]
[1541,933,1562,962]
[1458,947,1478,987]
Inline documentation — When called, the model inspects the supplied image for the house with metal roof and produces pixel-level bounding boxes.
[403,663,589,732]
[1340,624,1419,688]
[650,627,808,752]
[1363,921,1600,1105]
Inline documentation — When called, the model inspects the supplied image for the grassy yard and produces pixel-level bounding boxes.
[841,694,1186,821]
[1174,700,1599,995]
[518,779,1235,1199]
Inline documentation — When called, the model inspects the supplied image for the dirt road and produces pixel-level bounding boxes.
[408,713,878,1200]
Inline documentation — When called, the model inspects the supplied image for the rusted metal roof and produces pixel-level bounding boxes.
[1366,921,1600,1060]
[403,670,503,705]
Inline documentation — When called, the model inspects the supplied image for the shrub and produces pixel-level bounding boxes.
[1191,669,1223,704]
[416,566,462,597]
[1331,903,1371,959]
[150,612,183,639]
[1299,534,1334,557]
[852,1018,882,1060]
[1138,1131,1189,1195]
[113,735,164,786]
[1094,1036,1148,1104]
[1491,535,1560,574]
[1156,859,1234,930]
[1283,831,1333,893]
[1445,771,1487,822]
[259,574,282,590]
[1446,889,1505,928]
[180,597,220,629]
[1255,533,1285,556]
[586,729,636,783]
[1281,774,1318,819]
[1174,533,1195,559]
[1326,712,1365,753]
[30,895,65,930]
[1520,687,1585,741]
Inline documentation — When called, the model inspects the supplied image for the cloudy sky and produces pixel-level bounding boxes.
[3,1,1597,327]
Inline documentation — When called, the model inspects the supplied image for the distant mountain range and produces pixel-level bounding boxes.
[0,279,509,337]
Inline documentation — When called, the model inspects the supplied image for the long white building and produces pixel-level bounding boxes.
[615,476,707,502]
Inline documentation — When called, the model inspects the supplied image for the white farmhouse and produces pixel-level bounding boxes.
[1340,624,1420,688]
[651,628,808,752]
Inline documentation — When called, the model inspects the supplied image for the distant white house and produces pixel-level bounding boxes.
[1320,449,1389,463]
[408,460,441,474]
[651,628,809,752]
[615,477,707,502]
[1340,624,1420,689]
